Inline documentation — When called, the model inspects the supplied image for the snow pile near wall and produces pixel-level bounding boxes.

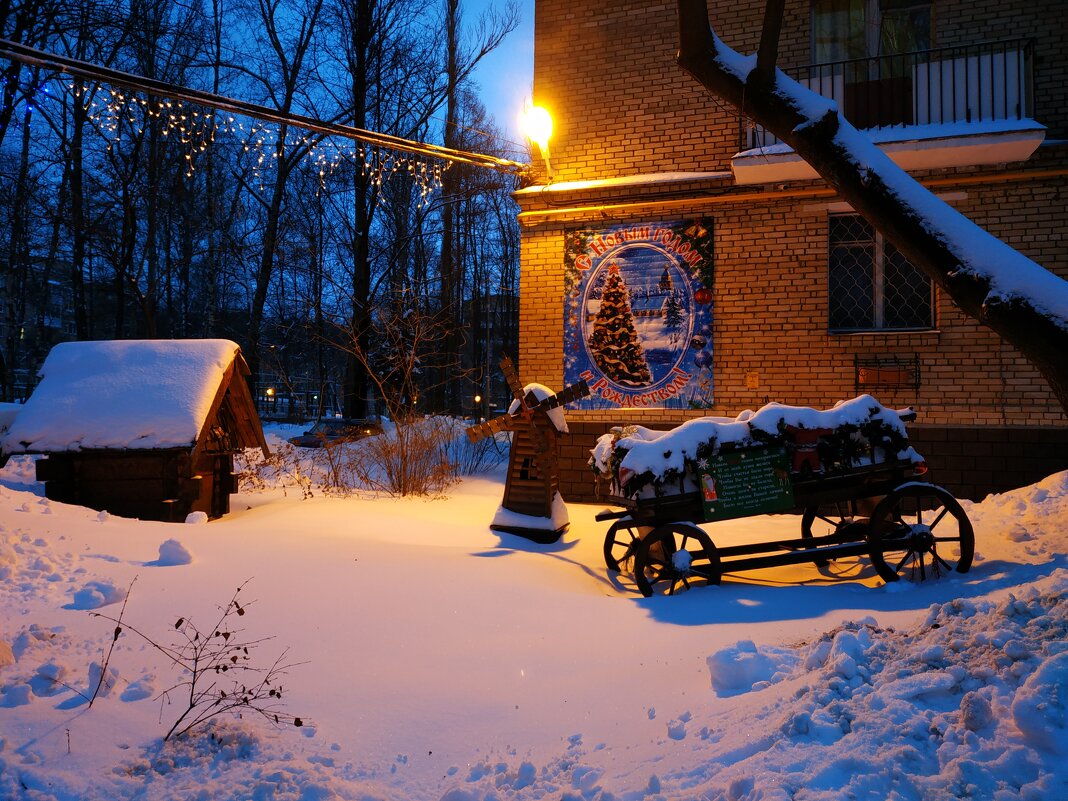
[698,569,1068,798]
[962,469,1068,563]
[2,339,239,453]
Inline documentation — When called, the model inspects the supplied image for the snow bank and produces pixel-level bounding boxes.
[151,539,194,566]
[2,434,1067,800]
[66,580,126,610]
[490,490,570,532]
[697,571,1068,797]
[962,470,1068,563]
[2,339,240,453]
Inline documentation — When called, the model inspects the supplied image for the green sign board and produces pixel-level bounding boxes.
[701,446,795,522]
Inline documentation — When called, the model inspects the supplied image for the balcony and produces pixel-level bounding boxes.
[734,38,1045,185]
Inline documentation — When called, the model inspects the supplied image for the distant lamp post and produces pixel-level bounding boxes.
[474,394,482,424]
[266,387,275,402]
[522,103,554,180]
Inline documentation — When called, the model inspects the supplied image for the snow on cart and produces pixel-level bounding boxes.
[590,395,974,596]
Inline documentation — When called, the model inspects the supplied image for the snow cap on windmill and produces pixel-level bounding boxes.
[466,357,588,543]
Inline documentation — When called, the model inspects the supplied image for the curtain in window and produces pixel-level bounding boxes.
[812,0,867,63]
[879,0,931,56]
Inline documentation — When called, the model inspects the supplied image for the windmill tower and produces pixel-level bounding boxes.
[466,357,589,542]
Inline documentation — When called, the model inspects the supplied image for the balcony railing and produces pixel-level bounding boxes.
[748,38,1035,150]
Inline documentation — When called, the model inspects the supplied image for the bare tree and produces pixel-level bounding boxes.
[435,0,517,414]
[675,0,1068,416]
[227,0,325,388]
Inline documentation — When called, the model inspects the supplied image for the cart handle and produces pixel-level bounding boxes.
[595,507,631,522]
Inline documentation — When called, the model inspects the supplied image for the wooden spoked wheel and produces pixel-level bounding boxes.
[603,519,650,573]
[867,483,974,583]
[634,523,721,597]
[801,501,871,568]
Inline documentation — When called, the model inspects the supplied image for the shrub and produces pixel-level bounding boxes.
[93,581,304,741]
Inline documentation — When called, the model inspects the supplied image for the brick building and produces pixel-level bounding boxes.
[515,0,1068,502]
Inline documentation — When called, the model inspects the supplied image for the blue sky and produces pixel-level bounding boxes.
[466,0,534,150]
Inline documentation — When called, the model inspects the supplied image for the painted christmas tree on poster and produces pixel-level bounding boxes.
[563,219,714,409]
[586,264,653,387]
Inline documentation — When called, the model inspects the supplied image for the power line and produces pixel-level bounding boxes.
[0,38,530,175]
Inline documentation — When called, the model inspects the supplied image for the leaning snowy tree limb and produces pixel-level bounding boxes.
[676,0,1068,417]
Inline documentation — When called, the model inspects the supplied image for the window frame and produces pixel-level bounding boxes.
[810,0,933,63]
[827,213,936,334]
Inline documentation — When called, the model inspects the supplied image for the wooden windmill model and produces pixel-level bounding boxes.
[466,357,589,543]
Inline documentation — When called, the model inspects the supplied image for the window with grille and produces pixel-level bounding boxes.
[828,214,933,331]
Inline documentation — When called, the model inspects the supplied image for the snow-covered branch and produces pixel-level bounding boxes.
[676,0,1068,415]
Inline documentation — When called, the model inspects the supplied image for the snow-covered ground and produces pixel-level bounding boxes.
[1,425,1066,800]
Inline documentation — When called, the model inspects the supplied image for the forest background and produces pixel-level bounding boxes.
[0,0,527,422]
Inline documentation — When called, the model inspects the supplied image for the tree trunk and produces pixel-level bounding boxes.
[436,0,462,415]
[69,79,89,340]
[2,98,33,400]
[676,0,1068,418]
[248,141,288,393]
[344,0,374,420]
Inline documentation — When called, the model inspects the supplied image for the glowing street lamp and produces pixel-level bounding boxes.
[522,103,554,180]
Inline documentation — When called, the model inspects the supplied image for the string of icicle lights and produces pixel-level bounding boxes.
[9,72,450,206]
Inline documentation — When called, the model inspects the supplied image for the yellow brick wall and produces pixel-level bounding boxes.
[520,1,1068,433]
[520,169,1068,429]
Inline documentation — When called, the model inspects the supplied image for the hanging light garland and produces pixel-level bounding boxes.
[71,79,449,203]
[0,38,524,204]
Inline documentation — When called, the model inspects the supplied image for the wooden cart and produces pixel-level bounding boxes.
[597,450,974,597]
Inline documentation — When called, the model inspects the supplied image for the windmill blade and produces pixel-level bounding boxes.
[465,413,513,443]
[534,379,590,411]
[499,356,527,405]
[557,379,591,405]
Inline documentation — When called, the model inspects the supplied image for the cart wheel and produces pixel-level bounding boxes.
[603,519,649,572]
[801,506,831,567]
[867,483,974,583]
[634,523,720,597]
[801,502,870,568]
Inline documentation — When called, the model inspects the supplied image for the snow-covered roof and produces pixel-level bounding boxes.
[508,383,570,434]
[3,339,245,453]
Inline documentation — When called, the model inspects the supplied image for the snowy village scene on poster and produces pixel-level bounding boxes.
[564,220,715,409]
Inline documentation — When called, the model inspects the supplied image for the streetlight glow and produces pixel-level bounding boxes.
[522,103,555,180]
[521,105,553,153]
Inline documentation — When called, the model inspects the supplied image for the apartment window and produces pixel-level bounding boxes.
[812,0,931,63]
[828,214,933,332]
[811,0,932,128]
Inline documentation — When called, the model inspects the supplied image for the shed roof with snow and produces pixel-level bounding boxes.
[3,339,267,456]
[2,339,267,521]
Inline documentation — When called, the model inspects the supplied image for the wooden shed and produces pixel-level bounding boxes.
[1,339,268,521]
